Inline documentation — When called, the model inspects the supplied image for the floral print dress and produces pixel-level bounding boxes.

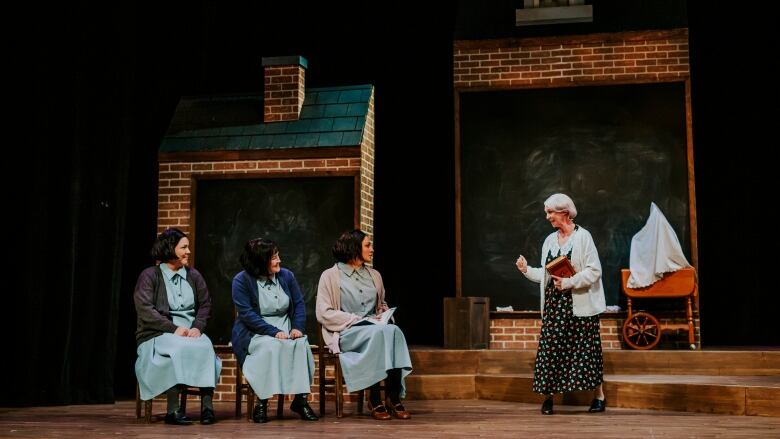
[532,226,604,395]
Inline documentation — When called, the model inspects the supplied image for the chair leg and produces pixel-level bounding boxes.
[319,353,326,417]
[358,388,364,415]
[144,400,152,423]
[235,367,243,418]
[135,383,141,419]
[686,296,696,347]
[335,361,344,418]
[179,386,188,415]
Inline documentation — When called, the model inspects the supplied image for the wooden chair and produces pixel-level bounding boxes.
[134,383,208,423]
[317,323,366,417]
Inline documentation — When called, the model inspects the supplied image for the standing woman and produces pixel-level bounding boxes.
[515,194,607,415]
[231,238,318,423]
[134,227,221,425]
[316,229,413,420]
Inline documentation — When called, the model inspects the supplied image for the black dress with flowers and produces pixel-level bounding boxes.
[532,241,604,395]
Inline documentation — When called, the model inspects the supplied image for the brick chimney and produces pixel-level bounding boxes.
[262,55,307,123]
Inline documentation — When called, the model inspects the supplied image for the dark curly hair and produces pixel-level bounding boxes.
[332,229,368,264]
[239,238,279,278]
[150,228,187,262]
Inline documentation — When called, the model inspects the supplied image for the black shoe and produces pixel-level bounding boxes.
[164,411,193,425]
[290,397,319,421]
[200,407,216,424]
[541,397,553,415]
[252,400,269,423]
[588,398,606,413]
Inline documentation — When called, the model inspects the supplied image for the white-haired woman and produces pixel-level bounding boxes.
[515,193,607,415]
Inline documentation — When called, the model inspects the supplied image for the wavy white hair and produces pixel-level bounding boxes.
[544,193,577,219]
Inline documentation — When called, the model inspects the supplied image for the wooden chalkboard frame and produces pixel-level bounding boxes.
[188,170,361,269]
[454,77,698,310]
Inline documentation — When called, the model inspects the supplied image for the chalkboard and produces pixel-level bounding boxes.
[459,82,691,310]
[193,175,356,344]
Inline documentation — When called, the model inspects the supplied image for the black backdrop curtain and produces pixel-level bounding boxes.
[7,1,159,406]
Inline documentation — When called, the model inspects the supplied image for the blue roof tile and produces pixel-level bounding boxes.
[323,104,349,117]
[316,91,340,104]
[294,133,320,147]
[341,131,363,146]
[338,89,364,103]
[345,102,369,117]
[308,118,334,132]
[317,132,344,147]
[332,117,357,131]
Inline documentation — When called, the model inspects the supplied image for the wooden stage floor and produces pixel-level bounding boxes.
[2,400,779,438]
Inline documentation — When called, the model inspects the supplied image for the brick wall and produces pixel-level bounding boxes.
[264,65,306,122]
[157,158,360,234]
[490,313,700,351]
[359,89,376,236]
[454,29,689,89]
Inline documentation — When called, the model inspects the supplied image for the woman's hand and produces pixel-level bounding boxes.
[187,327,201,338]
[174,326,189,337]
[515,255,528,273]
[377,303,390,313]
[290,329,303,339]
[551,274,566,290]
[275,331,290,340]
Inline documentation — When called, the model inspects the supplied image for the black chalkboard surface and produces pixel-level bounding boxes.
[193,175,356,344]
[459,82,691,310]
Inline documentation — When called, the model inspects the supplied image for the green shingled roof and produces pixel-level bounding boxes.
[160,84,372,153]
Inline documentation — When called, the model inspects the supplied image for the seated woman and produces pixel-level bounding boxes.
[231,238,318,423]
[134,228,221,425]
[316,229,413,420]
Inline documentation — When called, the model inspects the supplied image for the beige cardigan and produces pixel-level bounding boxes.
[315,264,387,353]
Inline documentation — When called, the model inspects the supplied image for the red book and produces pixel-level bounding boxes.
[545,255,575,278]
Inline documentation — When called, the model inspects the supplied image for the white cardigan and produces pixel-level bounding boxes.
[522,226,606,317]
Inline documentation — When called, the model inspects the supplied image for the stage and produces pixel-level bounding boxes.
[2,348,777,437]
[1,399,779,439]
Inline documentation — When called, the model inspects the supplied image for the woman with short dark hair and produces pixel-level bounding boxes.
[316,229,413,420]
[134,228,221,425]
[232,238,318,423]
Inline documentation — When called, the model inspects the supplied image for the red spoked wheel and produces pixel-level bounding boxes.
[622,311,661,350]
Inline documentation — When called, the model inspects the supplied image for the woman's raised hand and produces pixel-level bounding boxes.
[515,255,528,273]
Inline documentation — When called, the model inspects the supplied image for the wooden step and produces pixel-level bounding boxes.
[405,374,475,400]
[406,373,780,417]
[410,349,780,376]
[406,349,780,416]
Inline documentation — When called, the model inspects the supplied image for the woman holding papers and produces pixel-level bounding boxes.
[316,229,413,420]
[515,193,607,415]
[231,238,318,423]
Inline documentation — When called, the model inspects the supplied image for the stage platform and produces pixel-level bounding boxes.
[1,400,779,438]
[404,349,780,417]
